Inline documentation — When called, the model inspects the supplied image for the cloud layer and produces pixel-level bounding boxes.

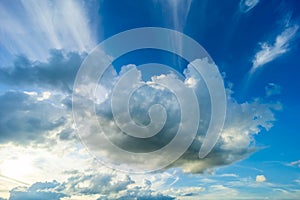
[0,50,282,193]
[7,171,175,200]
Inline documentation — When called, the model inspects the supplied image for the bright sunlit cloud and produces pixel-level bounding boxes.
[256,175,266,183]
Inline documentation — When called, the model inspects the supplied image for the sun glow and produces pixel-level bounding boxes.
[0,156,35,182]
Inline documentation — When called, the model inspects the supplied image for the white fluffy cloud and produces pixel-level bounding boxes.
[256,175,266,183]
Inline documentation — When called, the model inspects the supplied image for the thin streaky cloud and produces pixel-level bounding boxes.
[0,0,96,62]
[219,173,239,178]
[0,174,29,186]
[252,24,298,71]
[289,160,300,167]
[239,0,260,13]
[265,83,282,97]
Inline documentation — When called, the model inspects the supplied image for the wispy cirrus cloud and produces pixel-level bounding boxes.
[289,160,300,167]
[265,83,282,97]
[252,23,298,71]
[0,0,97,62]
[239,0,260,13]
[165,0,193,30]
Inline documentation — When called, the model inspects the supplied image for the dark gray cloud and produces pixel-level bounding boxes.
[0,91,66,144]
[0,50,84,145]
[0,50,85,92]
[57,128,76,141]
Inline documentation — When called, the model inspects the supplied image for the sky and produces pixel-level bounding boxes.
[0,0,300,199]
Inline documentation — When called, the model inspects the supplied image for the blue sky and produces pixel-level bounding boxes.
[0,0,300,199]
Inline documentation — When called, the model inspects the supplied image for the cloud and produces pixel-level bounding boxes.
[289,160,300,167]
[256,175,266,183]
[0,0,97,62]
[252,24,298,70]
[9,181,67,200]
[239,0,260,13]
[7,172,175,200]
[0,51,282,179]
[199,184,239,199]
[0,140,101,198]
[165,0,193,30]
[73,58,281,173]
[265,83,282,97]
[0,50,282,200]
[0,50,85,92]
[116,193,174,200]
[219,173,238,178]
[62,172,131,196]
[163,187,205,197]
[0,91,67,145]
